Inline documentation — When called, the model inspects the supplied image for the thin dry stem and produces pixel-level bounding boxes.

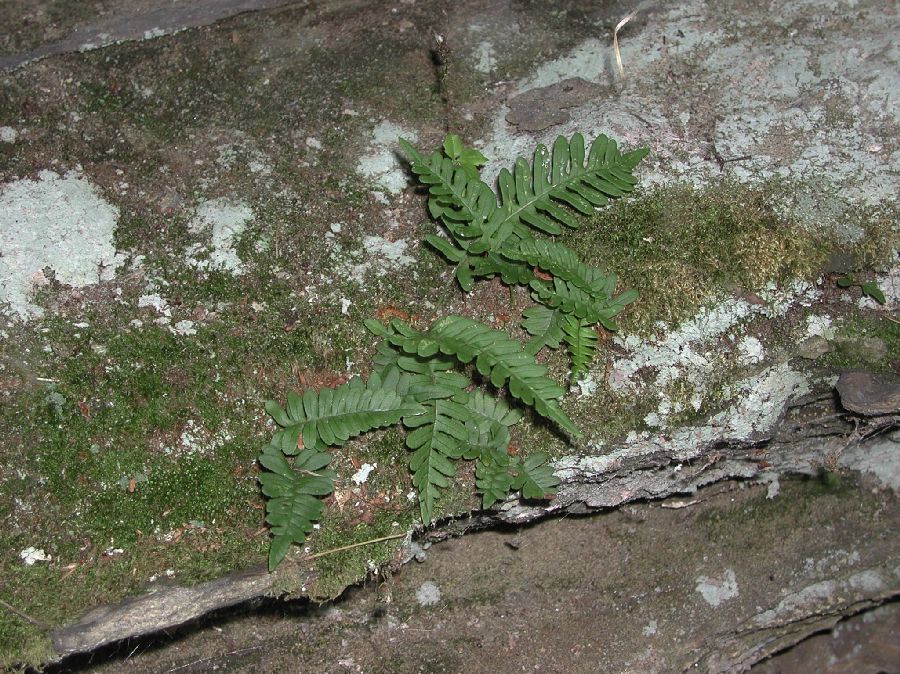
[303,532,407,561]
[613,11,637,80]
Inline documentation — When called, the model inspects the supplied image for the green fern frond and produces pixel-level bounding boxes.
[475,446,514,509]
[504,239,607,293]
[521,305,565,355]
[529,277,610,324]
[487,132,648,245]
[464,390,521,459]
[512,452,560,500]
[379,315,580,438]
[267,373,426,449]
[399,138,496,291]
[443,133,488,180]
[398,137,491,231]
[470,251,534,285]
[405,398,470,523]
[561,315,598,383]
[258,444,336,571]
[530,277,635,330]
[371,339,469,402]
[465,389,522,428]
[475,448,559,509]
[423,233,466,264]
[401,133,648,290]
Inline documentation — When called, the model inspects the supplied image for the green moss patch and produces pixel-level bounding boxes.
[564,179,894,335]
[823,313,899,373]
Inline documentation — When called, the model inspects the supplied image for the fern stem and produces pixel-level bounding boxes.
[0,598,50,630]
[304,533,407,560]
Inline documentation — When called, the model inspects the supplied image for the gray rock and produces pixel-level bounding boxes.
[836,372,900,416]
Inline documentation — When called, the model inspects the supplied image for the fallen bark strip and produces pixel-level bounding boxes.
[50,565,286,659]
[0,0,304,73]
[433,377,899,535]
[689,568,900,673]
[47,374,899,664]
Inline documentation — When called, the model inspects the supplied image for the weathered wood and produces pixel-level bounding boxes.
[435,387,897,533]
[836,371,900,416]
[688,568,899,673]
[50,566,279,658]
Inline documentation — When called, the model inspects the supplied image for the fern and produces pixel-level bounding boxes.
[402,132,643,378]
[258,371,426,568]
[475,446,515,509]
[258,443,337,571]
[372,339,469,401]
[376,315,580,438]
[465,390,521,453]
[490,133,646,243]
[259,131,646,571]
[475,446,559,509]
[512,452,560,500]
[405,397,470,523]
[521,305,565,356]
[443,133,488,180]
[265,372,426,449]
[503,238,605,293]
[561,315,598,384]
[401,132,648,262]
[530,277,636,330]
[399,138,493,291]
[367,315,574,521]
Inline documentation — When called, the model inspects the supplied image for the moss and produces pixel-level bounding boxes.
[565,179,829,334]
[309,506,415,601]
[347,428,410,494]
[0,617,53,673]
[0,306,277,667]
[840,200,898,271]
[78,80,134,114]
[823,313,899,372]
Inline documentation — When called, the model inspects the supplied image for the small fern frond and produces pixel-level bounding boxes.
[504,239,607,293]
[529,277,612,324]
[399,138,482,223]
[512,452,559,500]
[400,138,498,291]
[464,390,521,459]
[378,316,580,437]
[475,446,514,509]
[258,443,336,571]
[443,133,488,180]
[521,305,565,355]
[405,398,470,523]
[489,132,648,245]
[371,339,469,402]
[561,315,598,383]
[398,137,491,235]
[466,389,522,428]
[470,252,534,286]
[267,373,426,449]
[476,448,559,509]
[530,278,636,330]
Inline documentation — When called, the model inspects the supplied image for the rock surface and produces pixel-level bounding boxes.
[0,0,897,671]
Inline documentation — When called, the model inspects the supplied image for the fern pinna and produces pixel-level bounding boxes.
[400,132,646,384]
